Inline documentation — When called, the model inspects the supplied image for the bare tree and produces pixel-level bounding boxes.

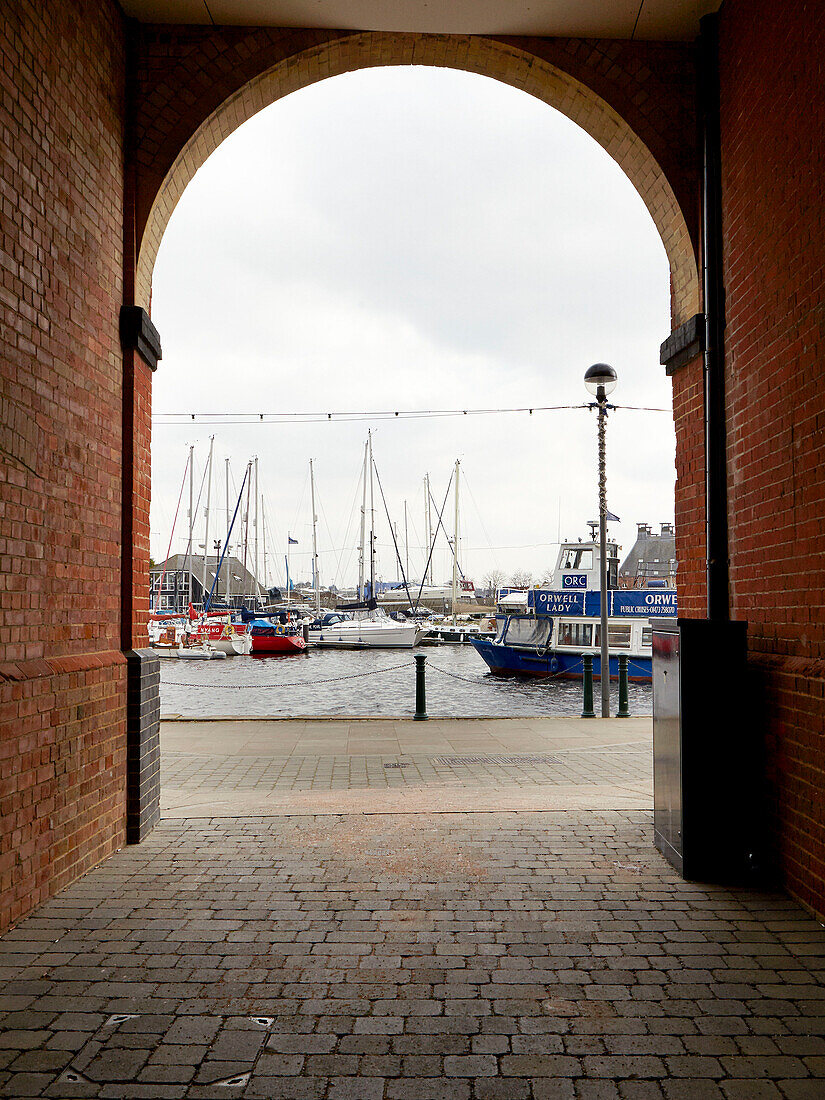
[483,568,506,596]
[510,569,533,588]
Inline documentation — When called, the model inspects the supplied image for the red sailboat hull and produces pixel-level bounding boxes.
[251,633,307,655]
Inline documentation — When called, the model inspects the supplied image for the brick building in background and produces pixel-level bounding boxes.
[1,0,823,928]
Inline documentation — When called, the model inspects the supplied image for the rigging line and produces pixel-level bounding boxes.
[315,478,346,593]
[331,449,368,591]
[415,470,455,608]
[204,465,249,613]
[462,470,498,568]
[181,450,210,579]
[372,456,415,610]
[289,466,310,551]
[152,450,190,612]
[428,481,466,583]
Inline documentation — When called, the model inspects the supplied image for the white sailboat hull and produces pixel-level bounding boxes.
[307,620,421,649]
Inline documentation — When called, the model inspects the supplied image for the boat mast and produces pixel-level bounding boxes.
[404,500,409,579]
[241,461,252,606]
[225,458,232,605]
[261,494,267,594]
[358,437,368,600]
[424,473,432,585]
[451,459,460,622]
[253,455,259,604]
[201,435,214,607]
[310,458,320,614]
[368,430,375,602]
[187,443,194,607]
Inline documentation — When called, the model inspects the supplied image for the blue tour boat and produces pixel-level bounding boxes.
[471,532,676,682]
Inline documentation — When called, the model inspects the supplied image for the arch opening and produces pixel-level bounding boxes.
[149,60,676,740]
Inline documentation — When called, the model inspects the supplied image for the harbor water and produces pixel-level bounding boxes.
[160,645,653,719]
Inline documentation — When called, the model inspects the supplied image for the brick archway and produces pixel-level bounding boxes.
[133,31,700,326]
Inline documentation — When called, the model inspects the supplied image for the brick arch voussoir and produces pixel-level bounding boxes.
[134,30,699,326]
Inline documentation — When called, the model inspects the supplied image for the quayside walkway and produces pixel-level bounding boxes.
[0,718,824,1099]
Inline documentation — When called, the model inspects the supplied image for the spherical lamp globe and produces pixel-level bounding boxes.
[584,363,618,399]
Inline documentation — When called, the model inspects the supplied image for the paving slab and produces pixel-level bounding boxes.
[161,717,653,817]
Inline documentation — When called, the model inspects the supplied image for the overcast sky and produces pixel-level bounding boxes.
[149,66,675,591]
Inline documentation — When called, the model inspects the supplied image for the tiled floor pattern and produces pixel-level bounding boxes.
[1,811,824,1098]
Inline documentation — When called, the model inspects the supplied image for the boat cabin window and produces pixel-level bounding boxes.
[641,627,652,649]
[503,617,553,647]
[557,621,593,648]
[561,548,593,570]
[594,624,632,648]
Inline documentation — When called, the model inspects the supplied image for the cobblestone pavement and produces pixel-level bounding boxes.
[1,811,824,1098]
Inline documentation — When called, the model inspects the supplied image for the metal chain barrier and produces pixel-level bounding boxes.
[628,660,652,677]
[161,661,410,690]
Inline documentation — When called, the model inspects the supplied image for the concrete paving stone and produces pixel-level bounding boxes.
[531,1081,577,1100]
[7,1050,73,1073]
[474,1080,532,1099]
[386,1080,470,1099]
[327,1077,386,1099]
[616,1085,668,1100]
[82,1046,151,1081]
[499,1054,582,1075]
[719,1082,785,1098]
[777,1082,825,1099]
[138,1062,198,1082]
[718,1055,810,1078]
[574,1083,623,1100]
[246,1078,328,1098]
[1,1073,64,1097]
[0,1029,50,1050]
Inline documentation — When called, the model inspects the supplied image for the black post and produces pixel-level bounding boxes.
[581,654,595,718]
[414,653,428,720]
[616,654,630,717]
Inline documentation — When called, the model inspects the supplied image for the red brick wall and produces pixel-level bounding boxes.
[131,27,700,285]
[0,0,127,931]
[671,354,706,618]
[719,0,825,915]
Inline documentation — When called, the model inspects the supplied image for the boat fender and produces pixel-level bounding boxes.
[550,656,559,673]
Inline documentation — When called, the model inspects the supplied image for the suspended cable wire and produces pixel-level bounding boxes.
[152,403,600,425]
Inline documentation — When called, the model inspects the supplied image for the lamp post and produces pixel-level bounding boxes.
[584,363,618,718]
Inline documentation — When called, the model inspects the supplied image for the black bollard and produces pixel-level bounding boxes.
[581,653,596,718]
[414,653,428,720]
[616,653,630,717]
